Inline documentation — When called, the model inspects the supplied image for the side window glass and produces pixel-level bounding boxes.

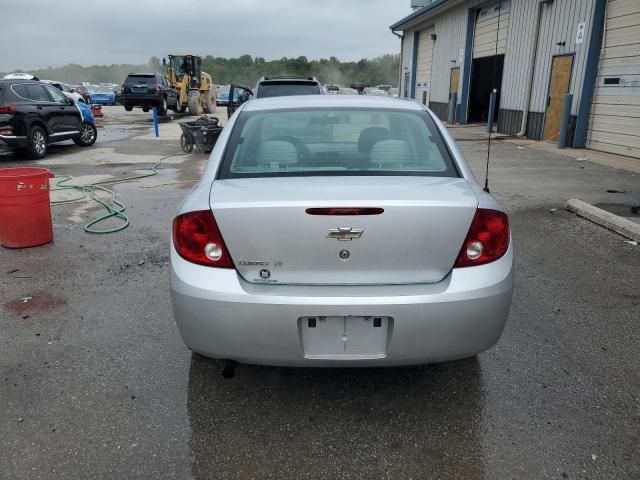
[26,84,52,102]
[43,84,68,104]
[11,84,29,99]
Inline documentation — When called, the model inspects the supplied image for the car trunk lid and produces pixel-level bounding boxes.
[211,176,478,285]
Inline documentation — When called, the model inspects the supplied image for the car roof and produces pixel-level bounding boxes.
[0,78,41,85]
[2,73,38,80]
[259,76,319,82]
[242,95,426,112]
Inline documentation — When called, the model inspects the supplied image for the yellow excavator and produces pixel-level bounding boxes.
[163,54,216,115]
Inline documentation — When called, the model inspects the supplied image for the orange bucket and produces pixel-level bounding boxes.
[0,167,55,248]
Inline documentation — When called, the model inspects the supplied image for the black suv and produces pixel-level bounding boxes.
[0,79,95,159]
[226,76,324,116]
[254,76,324,98]
[121,73,178,115]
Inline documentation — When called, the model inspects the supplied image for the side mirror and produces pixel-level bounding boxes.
[70,88,76,93]
[67,97,75,105]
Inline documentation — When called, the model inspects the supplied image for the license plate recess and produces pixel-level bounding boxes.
[299,316,391,360]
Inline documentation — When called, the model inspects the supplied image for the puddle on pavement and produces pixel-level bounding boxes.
[4,291,67,316]
[185,355,486,478]
[96,128,132,143]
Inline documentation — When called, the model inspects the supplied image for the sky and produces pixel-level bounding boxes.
[1,0,412,71]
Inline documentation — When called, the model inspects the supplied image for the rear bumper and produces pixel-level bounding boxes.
[170,245,514,367]
[90,98,115,105]
[0,135,27,148]
[122,94,163,107]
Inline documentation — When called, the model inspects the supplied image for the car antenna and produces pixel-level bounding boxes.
[483,0,503,193]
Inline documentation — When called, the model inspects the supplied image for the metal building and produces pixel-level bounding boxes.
[391,0,640,159]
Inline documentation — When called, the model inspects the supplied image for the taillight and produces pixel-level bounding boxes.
[155,85,161,93]
[0,105,16,114]
[172,210,234,268]
[454,208,510,268]
[0,127,13,135]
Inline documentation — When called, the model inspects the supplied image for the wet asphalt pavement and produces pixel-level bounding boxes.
[1,107,639,479]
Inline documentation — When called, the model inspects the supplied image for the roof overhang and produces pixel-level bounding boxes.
[389,0,461,32]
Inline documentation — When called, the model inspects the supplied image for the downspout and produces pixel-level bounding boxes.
[392,30,404,95]
[517,0,553,136]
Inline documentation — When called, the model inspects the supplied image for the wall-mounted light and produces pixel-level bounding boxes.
[430,33,437,41]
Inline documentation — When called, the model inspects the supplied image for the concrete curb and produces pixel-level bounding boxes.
[566,199,640,242]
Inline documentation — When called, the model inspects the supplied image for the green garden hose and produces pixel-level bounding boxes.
[50,153,187,234]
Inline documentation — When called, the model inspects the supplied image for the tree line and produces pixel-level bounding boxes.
[1,54,400,87]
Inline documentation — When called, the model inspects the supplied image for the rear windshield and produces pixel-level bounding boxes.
[256,81,321,98]
[125,75,156,85]
[218,108,458,179]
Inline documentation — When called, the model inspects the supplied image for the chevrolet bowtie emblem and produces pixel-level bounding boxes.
[327,227,363,241]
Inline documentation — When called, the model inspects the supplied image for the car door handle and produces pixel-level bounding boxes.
[37,106,43,110]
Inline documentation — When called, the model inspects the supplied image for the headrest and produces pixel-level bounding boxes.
[369,140,412,165]
[255,140,298,167]
[357,127,391,154]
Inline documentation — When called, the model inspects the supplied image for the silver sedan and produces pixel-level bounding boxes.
[170,95,513,367]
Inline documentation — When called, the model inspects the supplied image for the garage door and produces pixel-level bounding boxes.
[414,27,434,103]
[587,0,640,158]
[473,0,511,59]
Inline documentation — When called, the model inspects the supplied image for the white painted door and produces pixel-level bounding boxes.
[587,0,640,158]
[415,27,434,103]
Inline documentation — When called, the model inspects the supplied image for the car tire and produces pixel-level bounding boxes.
[174,93,186,113]
[188,91,203,116]
[73,122,97,147]
[124,105,133,112]
[158,97,167,116]
[203,90,216,114]
[142,106,150,113]
[26,125,48,159]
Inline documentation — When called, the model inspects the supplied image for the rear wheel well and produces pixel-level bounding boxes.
[28,120,48,139]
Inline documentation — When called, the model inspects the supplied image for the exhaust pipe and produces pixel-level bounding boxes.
[222,359,237,379]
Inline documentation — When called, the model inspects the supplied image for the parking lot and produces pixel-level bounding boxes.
[1,106,639,479]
